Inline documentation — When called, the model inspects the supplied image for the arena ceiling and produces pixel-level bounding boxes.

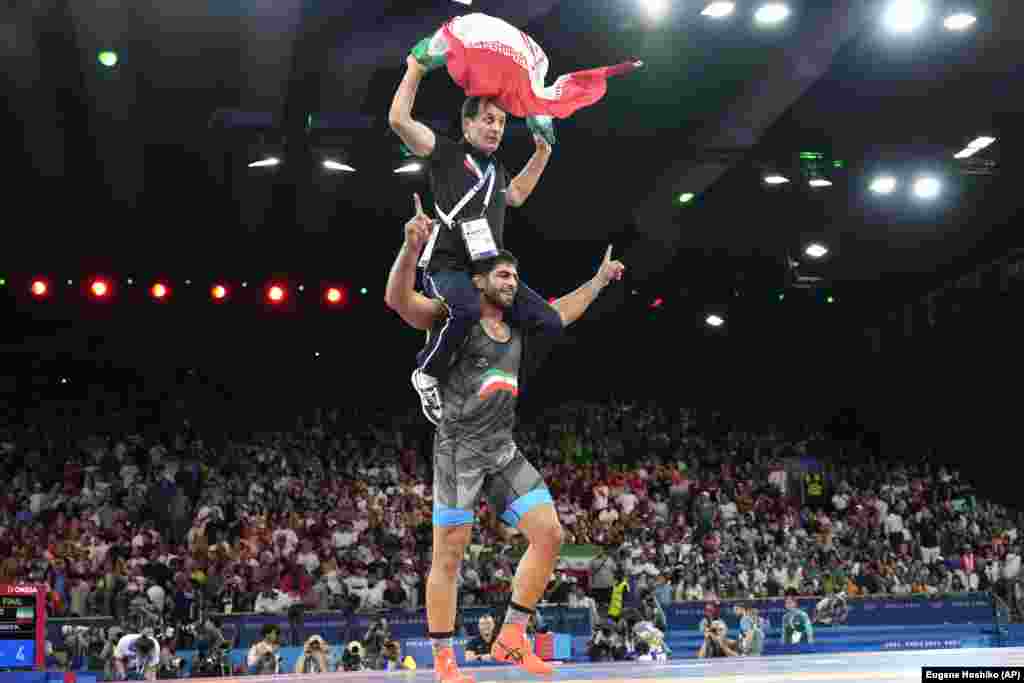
[1,0,1018,306]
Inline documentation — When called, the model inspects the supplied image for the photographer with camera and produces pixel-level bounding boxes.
[465,615,496,663]
[813,591,848,626]
[190,618,230,678]
[697,620,738,659]
[112,632,161,680]
[338,641,366,672]
[375,640,405,671]
[587,618,626,662]
[294,635,330,674]
[246,624,281,675]
[362,617,390,663]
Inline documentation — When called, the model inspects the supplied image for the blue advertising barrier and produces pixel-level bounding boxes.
[189,606,592,648]
[664,593,993,631]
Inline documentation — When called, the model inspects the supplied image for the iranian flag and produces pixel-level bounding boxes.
[559,544,602,571]
[411,13,642,137]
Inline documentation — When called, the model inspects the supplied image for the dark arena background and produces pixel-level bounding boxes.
[2,1,1024,682]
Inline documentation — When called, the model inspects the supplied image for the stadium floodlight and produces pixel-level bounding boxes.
[809,177,833,188]
[754,3,791,25]
[702,2,735,19]
[883,0,928,33]
[763,173,790,185]
[954,136,996,158]
[804,242,829,259]
[913,176,941,200]
[705,314,725,327]
[642,0,669,21]
[248,157,280,168]
[323,160,356,172]
[97,51,118,67]
[870,176,898,194]
[943,12,976,30]
[394,162,423,174]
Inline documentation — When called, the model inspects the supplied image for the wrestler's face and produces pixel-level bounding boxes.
[475,262,518,309]
[464,100,506,155]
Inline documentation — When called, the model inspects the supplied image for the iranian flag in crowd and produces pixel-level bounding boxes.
[558,544,602,571]
[411,13,642,141]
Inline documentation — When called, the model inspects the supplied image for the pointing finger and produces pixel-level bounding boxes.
[605,245,614,262]
[413,193,424,216]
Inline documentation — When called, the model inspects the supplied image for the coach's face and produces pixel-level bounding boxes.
[464,99,507,156]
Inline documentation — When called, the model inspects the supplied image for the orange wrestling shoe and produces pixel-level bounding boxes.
[433,647,475,683]
[490,623,554,676]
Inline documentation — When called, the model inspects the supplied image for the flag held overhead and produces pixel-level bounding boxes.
[412,13,643,121]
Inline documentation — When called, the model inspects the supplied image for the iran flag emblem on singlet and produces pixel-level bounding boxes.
[478,369,518,399]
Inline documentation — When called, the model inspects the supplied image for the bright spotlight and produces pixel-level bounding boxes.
[90,279,110,298]
[913,176,941,199]
[267,285,286,303]
[325,287,347,305]
[323,160,356,172]
[248,157,280,168]
[805,243,829,259]
[809,178,833,188]
[31,279,49,297]
[943,12,976,30]
[954,136,996,158]
[151,283,169,300]
[642,0,669,20]
[754,3,790,25]
[870,176,898,194]
[706,314,725,327]
[702,2,735,18]
[678,193,695,204]
[211,284,228,300]
[764,174,790,185]
[883,0,928,33]
[394,162,422,174]
[97,51,118,67]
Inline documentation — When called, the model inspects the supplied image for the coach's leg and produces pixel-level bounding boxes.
[508,279,564,336]
[417,270,482,380]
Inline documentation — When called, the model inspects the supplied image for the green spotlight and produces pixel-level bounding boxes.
[360,287,368,295]
[98,51,118,67]
[0,278,6,287]
[678,193,694,204]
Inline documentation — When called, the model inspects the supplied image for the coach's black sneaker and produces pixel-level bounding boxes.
[412,368,443,426]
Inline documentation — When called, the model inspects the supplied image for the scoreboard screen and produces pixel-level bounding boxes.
[0,586,44,669]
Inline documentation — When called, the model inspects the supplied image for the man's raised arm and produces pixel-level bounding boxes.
[549,245,626,328]
[388,57,437,158]
[384,193,448,331]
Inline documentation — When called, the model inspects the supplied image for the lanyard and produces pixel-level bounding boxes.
[419,155,497,269]
[435,155,496,228]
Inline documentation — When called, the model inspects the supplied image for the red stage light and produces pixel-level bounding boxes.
[151,283,168,299]
[211,284,227,300]
[91,279,109,298]
[267,285,285,303]
[651,297,664,309]
[325,287,346,305]
[31,280,48,297]
[548,297,556,304]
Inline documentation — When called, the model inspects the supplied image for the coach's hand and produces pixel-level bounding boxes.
[595,245,626,288]
[405,193,433,252]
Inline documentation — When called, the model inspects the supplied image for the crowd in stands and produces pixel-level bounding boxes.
[1,399,1021,665]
